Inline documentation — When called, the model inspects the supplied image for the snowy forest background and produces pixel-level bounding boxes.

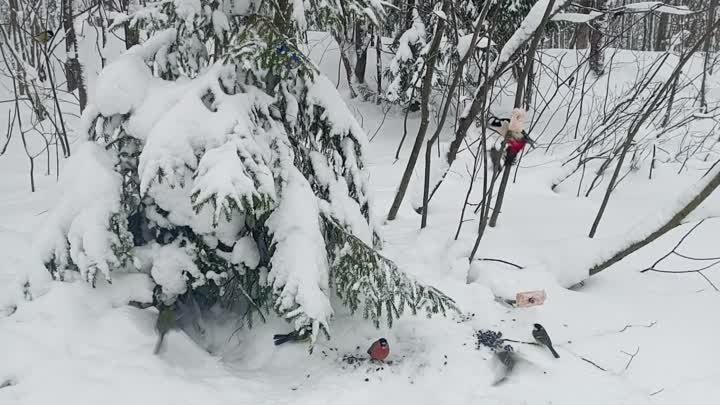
[1,0,719,404]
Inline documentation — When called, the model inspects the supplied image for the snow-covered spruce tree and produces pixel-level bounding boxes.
[385,9,427,105]
[36,0,456,341]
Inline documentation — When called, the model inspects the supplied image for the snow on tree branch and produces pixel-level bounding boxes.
[496,0,568,68]
[266,142,334,337]
[34,143,129,286]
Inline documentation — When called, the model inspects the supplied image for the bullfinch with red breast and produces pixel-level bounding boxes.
[367,338,390,361]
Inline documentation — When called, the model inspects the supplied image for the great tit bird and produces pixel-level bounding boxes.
[273,328,312,345]
[154,306,178,354]
[532,323,560,358]
[33,30,53,44]
[367,338,390,361]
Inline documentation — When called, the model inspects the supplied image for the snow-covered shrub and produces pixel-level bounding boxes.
[38,0,455,342]
[385,10,427,104]
[384,5,492,107]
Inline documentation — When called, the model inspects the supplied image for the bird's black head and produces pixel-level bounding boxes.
[378,338,388,347]
[489,117,510,128]
[533,323,543,330]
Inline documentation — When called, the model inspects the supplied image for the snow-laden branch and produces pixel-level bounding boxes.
[586,165,720,278]
[496,0,568,69]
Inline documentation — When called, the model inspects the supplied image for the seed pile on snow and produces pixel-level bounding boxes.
[475,329,514,354]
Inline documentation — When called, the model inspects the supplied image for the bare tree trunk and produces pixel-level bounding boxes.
[524,58,535,109]
[699,0,719,113]
[334,35,358,98]
[589,0,606,75]
[655,13,669,51]
[575,0,591,49]
[488,160,513,227]
[63,0,79,92]
[588,169,720,277]
[375,33,382,102]
[98,1,109,68]
[354,21,369,85]
[62,0,87,111]
[8,0,26,95]
[387,2,449,221]
[648,11,655,51]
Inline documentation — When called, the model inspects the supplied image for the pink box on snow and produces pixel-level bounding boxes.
[515,290,546,307]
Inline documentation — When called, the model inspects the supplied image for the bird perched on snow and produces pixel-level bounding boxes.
[532,323,560,358]
[273,328,312,345]
[154,306,178,354]
[367,338,390,361]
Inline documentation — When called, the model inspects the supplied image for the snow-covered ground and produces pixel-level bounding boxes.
[2,33,720,404]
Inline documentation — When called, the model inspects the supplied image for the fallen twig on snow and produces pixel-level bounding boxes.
[620,346,640,371]
[562,346,609,372]
[649,388,664,396]
[618,321,657,333]
[581,357,608,372]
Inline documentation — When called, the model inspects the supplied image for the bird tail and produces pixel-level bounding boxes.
[153,333,165,355]
[550,346,560,359]
[273,334,291,346]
